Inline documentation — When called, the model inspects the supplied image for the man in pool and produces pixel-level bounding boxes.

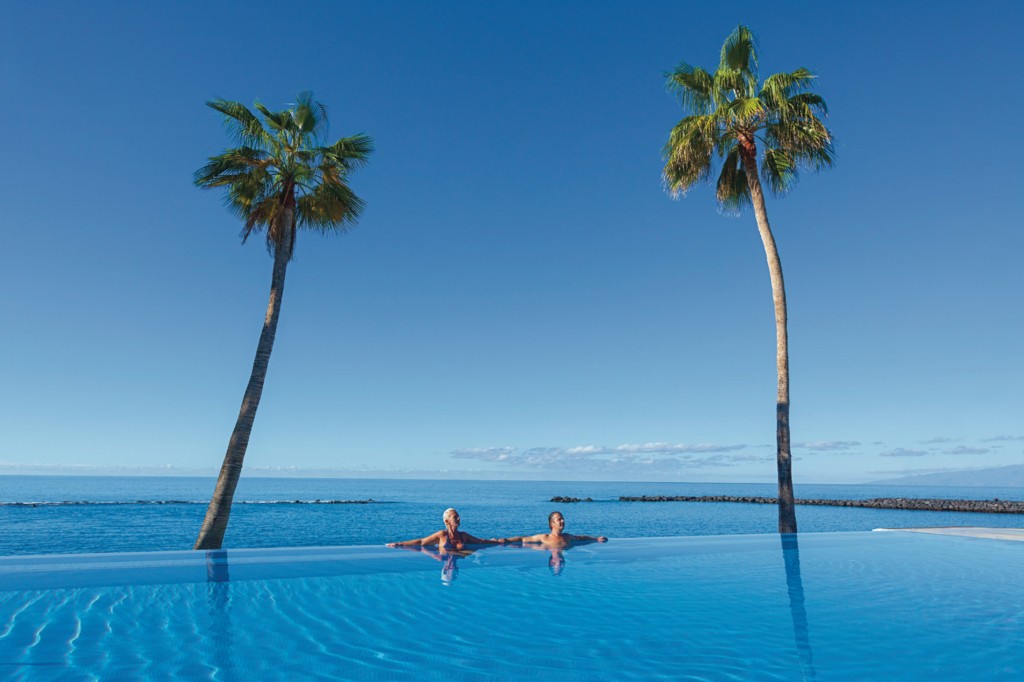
[502,511,608,547]
[385,508,505,550]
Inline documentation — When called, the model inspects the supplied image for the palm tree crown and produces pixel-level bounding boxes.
[663,25,833,210]
[195,91,373,257]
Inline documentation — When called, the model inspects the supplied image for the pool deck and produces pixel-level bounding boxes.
[875,526,1024,541]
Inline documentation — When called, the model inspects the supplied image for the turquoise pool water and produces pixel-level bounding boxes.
[1,532,1021,680]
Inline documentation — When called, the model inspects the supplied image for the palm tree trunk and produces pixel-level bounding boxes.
[739,139,797,534]
[194,220,292,550]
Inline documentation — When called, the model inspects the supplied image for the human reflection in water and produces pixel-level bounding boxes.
[781,533,817,681]
[390,544,475,585]
[516,545,567,576]
[548,548,566,575]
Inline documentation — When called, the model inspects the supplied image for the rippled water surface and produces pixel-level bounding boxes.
[1,532,1022,680]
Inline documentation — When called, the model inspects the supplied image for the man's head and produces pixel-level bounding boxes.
[548,511,565,531]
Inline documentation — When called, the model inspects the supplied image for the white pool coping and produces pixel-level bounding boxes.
[874,526,1024,541]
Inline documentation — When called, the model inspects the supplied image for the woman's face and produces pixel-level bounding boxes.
[445,510,460,528]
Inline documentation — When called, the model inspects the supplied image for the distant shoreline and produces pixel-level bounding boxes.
[0,499,381,508]
[4,470,1024,487]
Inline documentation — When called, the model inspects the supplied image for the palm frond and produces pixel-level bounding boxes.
[786,92,828,117]
[253,102,274,120]
[297,181,366,232]
[292,91,329,137]
[715,147,751,213]
[761,146,798,195]
[790,138,835,171]
[207,99,269,148]
[238,195,276,241]
[713,66,757,100]
[760,68,816,105]
[254,102,292,132]
[321,134,375,170]
[719,25,758,76]
[764,118,834,171]
[194,147,269,186]
[725,96,765,124]
[662,114,720,196]
[666,62,715,114]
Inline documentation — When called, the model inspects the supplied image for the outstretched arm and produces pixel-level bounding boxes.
[386,530,444,548]
[567,534,608,543]
[459,532,506,546]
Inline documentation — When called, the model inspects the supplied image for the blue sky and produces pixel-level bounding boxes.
[2,1,1022,483]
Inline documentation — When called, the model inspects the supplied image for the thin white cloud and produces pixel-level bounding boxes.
[867,466,963,476]
[942,445,990,455]
[449,447,516,462]
[564,445,606,456]
[879,448,929,458]
[0,462,219,476]
[794,441,860,452]
[919,436,958,444]
[717,453,773,463]
[564,442,747,457]
[450,442,756,474]
[983,435,1024,442]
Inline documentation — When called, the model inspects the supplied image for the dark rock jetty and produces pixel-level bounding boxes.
[617,495,1024,514]
[550,496,593,503]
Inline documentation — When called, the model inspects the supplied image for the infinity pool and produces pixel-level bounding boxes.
[1,532,1021,680]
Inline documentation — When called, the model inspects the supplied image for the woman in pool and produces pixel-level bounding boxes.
[386,508,504,550]
[503,511,608,547]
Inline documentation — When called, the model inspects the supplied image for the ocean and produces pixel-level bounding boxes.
[2,476,1022,557]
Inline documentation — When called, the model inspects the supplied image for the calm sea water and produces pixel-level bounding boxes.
[2,475,1022,556]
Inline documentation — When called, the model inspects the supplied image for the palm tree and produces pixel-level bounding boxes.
[662,26,833,533]
[193,92,373,549]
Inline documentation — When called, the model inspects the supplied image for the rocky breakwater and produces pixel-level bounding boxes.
[550,496,593,503]
[617,495,1024,514]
